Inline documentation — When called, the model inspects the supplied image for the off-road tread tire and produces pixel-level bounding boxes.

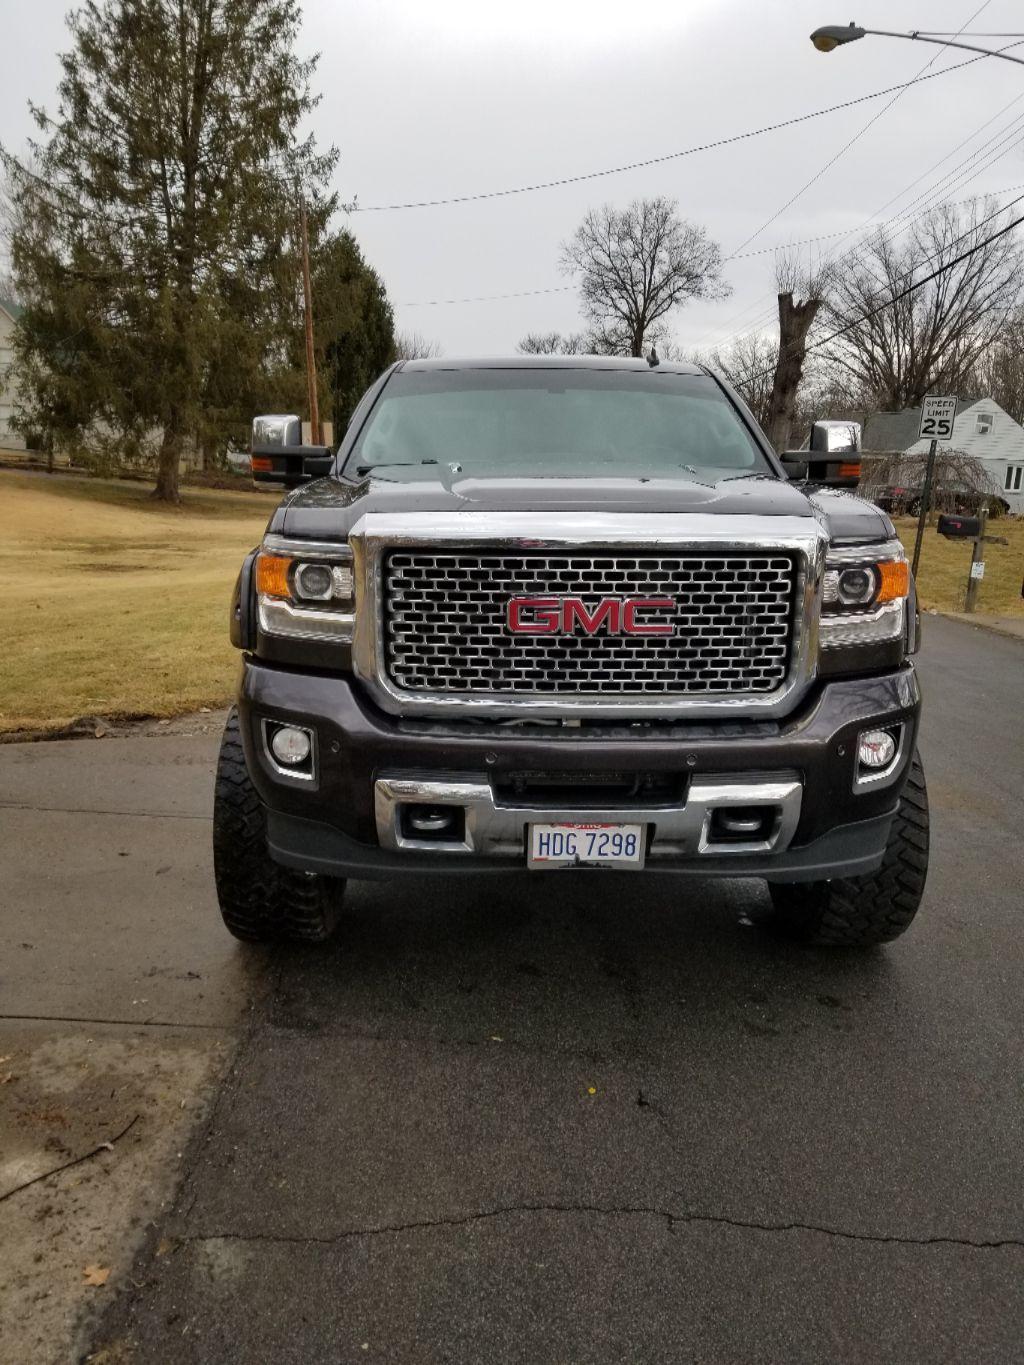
[212,709,342,943]
[767,752,929,947]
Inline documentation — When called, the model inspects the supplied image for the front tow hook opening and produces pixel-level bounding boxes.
[706,805,779,846]
[398,803,466,844]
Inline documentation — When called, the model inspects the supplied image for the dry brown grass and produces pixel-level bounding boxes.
[1,472,271,734]
[892,514,1024,616]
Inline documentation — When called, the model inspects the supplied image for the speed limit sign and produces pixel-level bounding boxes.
[919,396,957,441]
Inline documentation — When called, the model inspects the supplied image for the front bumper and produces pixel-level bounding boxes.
[238,660,921,882]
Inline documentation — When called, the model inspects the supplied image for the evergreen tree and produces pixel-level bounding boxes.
[2,0,336,500]
[313,231,396,435]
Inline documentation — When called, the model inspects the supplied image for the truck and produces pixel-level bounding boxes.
[216,357,927,948]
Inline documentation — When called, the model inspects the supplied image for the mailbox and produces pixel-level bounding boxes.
[937,514,980,539]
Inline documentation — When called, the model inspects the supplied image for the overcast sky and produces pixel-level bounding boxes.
[3,0,1024,357]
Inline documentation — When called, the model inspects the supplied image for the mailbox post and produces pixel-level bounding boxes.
[964,506,987,614]
[937,506,1009,613]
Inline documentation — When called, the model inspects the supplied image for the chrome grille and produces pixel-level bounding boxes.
[383,551,797,697]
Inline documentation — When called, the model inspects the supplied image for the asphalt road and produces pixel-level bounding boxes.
[13,617,1023,1364]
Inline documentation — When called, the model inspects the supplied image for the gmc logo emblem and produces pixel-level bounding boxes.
[506,596,677,637]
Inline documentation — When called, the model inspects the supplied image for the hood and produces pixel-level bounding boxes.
[269,470,895,546]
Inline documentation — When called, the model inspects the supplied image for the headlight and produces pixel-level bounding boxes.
[255,538,355,642]
[820,541,909,652]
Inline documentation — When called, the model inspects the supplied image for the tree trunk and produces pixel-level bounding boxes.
[765,292,821,453]
[200,431,216,473]
[152,410,183,502]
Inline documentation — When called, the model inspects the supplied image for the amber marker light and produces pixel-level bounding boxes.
[876,560,909,604]
[255,554,293,599]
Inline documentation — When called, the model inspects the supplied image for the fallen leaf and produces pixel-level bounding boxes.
[489,1035,503,1042]
[1,1073,16,1085]
[587,1086,597,1096]
[83,1265,111,1286]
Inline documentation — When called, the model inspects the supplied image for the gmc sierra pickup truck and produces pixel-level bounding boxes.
[216,357,927,948]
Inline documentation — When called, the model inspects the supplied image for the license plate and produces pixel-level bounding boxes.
[527,822,645,869]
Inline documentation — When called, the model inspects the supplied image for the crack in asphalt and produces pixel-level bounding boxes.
[180,1203,1024,1252]
[0,1011,231,1030]
[0,800,211,820]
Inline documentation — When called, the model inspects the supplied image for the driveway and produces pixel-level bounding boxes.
[4,618,1023,1363]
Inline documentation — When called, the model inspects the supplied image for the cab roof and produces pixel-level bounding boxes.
[398,355,706,376]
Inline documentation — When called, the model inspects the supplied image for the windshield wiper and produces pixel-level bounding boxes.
[719,471,780,483]
[354,458,439,475]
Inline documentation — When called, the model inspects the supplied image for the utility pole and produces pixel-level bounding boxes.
[298,192,321,447]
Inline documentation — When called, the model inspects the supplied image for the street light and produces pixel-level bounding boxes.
[811,24,866,52]
[810,23,1024,68]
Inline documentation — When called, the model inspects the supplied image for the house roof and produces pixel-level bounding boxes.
[862,400,977,452]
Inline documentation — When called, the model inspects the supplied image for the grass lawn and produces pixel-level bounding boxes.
[1,472,272,734]
[2,472,1021,735]
[892,514,1024,617]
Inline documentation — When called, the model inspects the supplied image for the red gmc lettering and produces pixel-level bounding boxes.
[621,597,676,635]
[562,597,621,634]
[506,596,562,633]
[507,595,677,636]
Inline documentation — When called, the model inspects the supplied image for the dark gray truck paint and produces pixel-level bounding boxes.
[231,357,920,885]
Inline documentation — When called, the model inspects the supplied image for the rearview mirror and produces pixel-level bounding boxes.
[250,414,333,486]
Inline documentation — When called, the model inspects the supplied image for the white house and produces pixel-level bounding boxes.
[0,295,26,452]
[863,398,1024,516]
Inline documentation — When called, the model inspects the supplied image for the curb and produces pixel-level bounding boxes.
[936,612,1024,643]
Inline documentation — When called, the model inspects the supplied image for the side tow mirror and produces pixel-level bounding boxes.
[250,414,333,486]
[802,418,862,489]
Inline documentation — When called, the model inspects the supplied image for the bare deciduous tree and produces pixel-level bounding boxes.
[960,307,1024,424]
[394,330,443,360]
[860,447,1003,516]
[695,332,778,430]
[516,330,590,355]
[763,253,831,451]
[822,200,1023,410]
[561,198,730,358]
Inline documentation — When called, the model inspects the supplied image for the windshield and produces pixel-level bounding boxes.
[346,368,772,480]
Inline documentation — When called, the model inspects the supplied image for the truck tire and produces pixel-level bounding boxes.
[212,710,343,943]
[765,752,929,947]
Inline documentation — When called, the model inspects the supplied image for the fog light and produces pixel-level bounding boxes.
[270,725,312,766]
[858,729,897,770]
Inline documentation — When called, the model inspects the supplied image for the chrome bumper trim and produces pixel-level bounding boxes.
[374,773,803,860]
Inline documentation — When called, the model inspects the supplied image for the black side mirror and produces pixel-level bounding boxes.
[781,451,861,489]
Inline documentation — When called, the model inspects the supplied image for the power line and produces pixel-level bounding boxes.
[744,204,1024,384]
[347,48,1011,214]
[701,79,1024,349]
[401,284,574,308]
[398,179,1024,313]
[725,0,995,261]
